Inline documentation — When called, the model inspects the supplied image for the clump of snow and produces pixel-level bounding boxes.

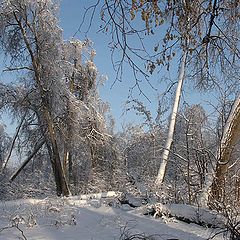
[168,204,226,228]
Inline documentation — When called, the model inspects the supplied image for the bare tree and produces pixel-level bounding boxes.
[80,0,202,186]
[80,1,240,196]
[168,104,216,204]
[0,0,71,196]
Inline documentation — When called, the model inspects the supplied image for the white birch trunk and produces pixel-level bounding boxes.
[155,49,188,186]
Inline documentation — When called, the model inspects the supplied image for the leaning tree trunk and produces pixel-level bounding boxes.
[1,112,26,172]
[14,13,70,196]
[155,49,188,187]
[210,95,240,204]
[10,139,45,181]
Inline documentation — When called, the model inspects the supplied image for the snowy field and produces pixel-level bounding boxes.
[0,193,226,240]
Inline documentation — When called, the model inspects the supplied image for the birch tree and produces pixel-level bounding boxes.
[155,48,188,185]
[81,1,240,193]
[82,0,205,186]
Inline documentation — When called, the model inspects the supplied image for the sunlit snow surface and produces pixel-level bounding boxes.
[0,193,225,240]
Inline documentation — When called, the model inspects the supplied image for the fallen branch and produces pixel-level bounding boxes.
[1,112,27,172]
[10,139,45,181]
[0,223,27,240]
[144,203,226,229]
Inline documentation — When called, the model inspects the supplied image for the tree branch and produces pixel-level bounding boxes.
[10,139,45,181]
[1,112,27,172]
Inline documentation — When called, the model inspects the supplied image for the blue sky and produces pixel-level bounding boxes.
[59,0,217,131]
[59,0,164,129]
[0,0,218,135]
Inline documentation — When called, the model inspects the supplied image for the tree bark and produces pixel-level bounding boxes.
[42,105,70,196]
[155,49,188,187]
[210,95,240,203]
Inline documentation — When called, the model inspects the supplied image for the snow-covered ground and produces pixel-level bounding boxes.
[0,193,226,240]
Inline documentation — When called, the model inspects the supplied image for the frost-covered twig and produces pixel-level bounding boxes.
[0,222,28,240]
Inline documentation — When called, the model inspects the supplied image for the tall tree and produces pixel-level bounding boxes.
[155,47,188,185]
[0,0,71,196]
[82,0,204,186]
[0,0,114,196]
